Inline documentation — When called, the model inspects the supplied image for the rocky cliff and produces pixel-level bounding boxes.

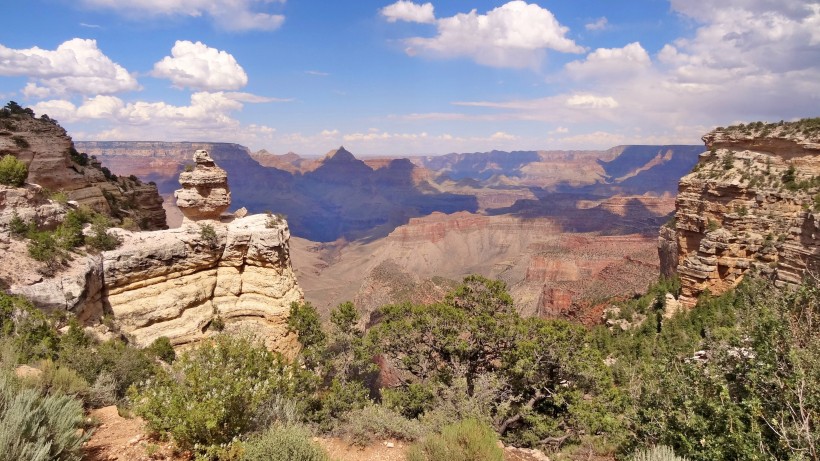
[0,110,166,230]
[661,118,820,306]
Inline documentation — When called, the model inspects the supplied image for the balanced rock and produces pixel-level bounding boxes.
[174,150,231,221]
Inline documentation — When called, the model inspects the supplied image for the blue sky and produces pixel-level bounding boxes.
[1,0,819,156]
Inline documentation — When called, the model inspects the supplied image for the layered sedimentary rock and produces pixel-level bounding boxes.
[0,113,166,230]
[174,150,231,221]
[291,211,661,323]
[102,214,301,353]
[6,149,302,355]
[79,141,699,240]
[663,120,820,306]
[100,151,300,352]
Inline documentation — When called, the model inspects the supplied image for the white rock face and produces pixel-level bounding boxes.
[101,214,302,355]
[0,184,66,230]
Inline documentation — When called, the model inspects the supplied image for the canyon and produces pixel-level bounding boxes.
[77,140,701,319]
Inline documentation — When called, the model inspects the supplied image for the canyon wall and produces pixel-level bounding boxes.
[0,113,166,230]
[292,209,662,324]
[662,120,820,306]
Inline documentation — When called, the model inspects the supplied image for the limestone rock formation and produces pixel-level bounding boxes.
[5,146,301,356]
[0,184,66,230]
[174,150,231,221]
[101,214,301,353]
[663,119,820,306]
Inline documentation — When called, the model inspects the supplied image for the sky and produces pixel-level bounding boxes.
[1,0,819,157]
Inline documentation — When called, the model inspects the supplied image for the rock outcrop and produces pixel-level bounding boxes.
[0,184,66,230]
[0,112,166,230]
[7,148,302,355]
[663,119,820,306]
[101,214,301,353]
[95,151,300,352]
[174,150,231,221]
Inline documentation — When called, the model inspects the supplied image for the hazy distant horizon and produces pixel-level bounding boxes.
[74,139,703,159]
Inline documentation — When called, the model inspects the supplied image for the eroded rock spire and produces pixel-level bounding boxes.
[174,150,231,221]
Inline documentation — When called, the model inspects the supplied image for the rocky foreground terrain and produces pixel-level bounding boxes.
[661,118,820,305]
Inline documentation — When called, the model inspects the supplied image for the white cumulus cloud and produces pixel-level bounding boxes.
[394,1,584,68]
[33,91,285,150]
[565,94,619,109]
[152,41,248,91]
[565,42,651,80]
[585,17,608,31]
[381,1,436,24]
[440,1,820,149]
[0,38,139,97]
[490,131,517,141]
[78,0,285,31]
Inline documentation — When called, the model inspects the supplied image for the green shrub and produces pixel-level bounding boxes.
[416,375,499,434]
[27,231,63,274]
[0,155,28,187]
[85,214,120,251]
[0,371,88,461]
[33,360,90,401]
[310,378,370,432]
[407,419,503,461]
[336,404,424,446]
[145,336,175,364]
[252,393,301,430]
[49,190,68,205]
[11,135,29,149]
[208,314,225,332]
[241,424,328,461]
[59,338,156,401]
[631,446,688,461]
[53,209,88,251]
[383,383,435,419]
[199,223,218,248]
[8,212,30,238]
[132,334,296,456]
[721,151,734,170]
[87,371,118,408]
[67,147,88,166]
[0,292,60,362]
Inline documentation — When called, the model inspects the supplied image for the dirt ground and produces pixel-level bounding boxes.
[83,406,187,461]
[82,407,552,461]
[82,408,412,461]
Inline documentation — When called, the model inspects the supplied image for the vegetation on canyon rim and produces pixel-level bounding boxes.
[1,271,818,461]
